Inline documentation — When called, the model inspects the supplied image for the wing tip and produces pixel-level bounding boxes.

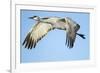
[65,34,75,49]
[22,32,36,49]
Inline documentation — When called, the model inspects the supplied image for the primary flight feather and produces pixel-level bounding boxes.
[23,16,85,49]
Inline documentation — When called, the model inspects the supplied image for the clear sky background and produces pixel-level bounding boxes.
[20,10,90,63]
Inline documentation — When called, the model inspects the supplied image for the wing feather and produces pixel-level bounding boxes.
[66,30,76,48]
[65,18,77,48]
[23,22,53,49]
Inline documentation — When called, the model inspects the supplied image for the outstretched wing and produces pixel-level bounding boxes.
[22,22,53,49]
[65,18,79,48]
[66,24,81,48]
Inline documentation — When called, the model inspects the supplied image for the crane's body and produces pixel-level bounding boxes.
[41,17,69,30]
[36,17,76,31]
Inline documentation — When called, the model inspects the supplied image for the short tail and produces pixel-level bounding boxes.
[76,33,86,39]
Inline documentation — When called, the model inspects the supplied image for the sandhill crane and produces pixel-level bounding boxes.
[22,16,85,49]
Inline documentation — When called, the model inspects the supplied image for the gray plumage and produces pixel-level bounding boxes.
[23,16,85,49]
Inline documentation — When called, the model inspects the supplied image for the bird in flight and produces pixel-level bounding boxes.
[22,16,85,49]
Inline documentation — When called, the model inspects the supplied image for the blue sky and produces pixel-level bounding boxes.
[20,10,90,63]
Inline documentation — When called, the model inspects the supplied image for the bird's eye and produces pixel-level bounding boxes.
[34,16,37,17]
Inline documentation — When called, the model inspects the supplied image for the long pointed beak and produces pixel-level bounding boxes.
[29,17,33,19]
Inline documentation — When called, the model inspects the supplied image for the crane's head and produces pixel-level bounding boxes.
[29,16,40,21]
